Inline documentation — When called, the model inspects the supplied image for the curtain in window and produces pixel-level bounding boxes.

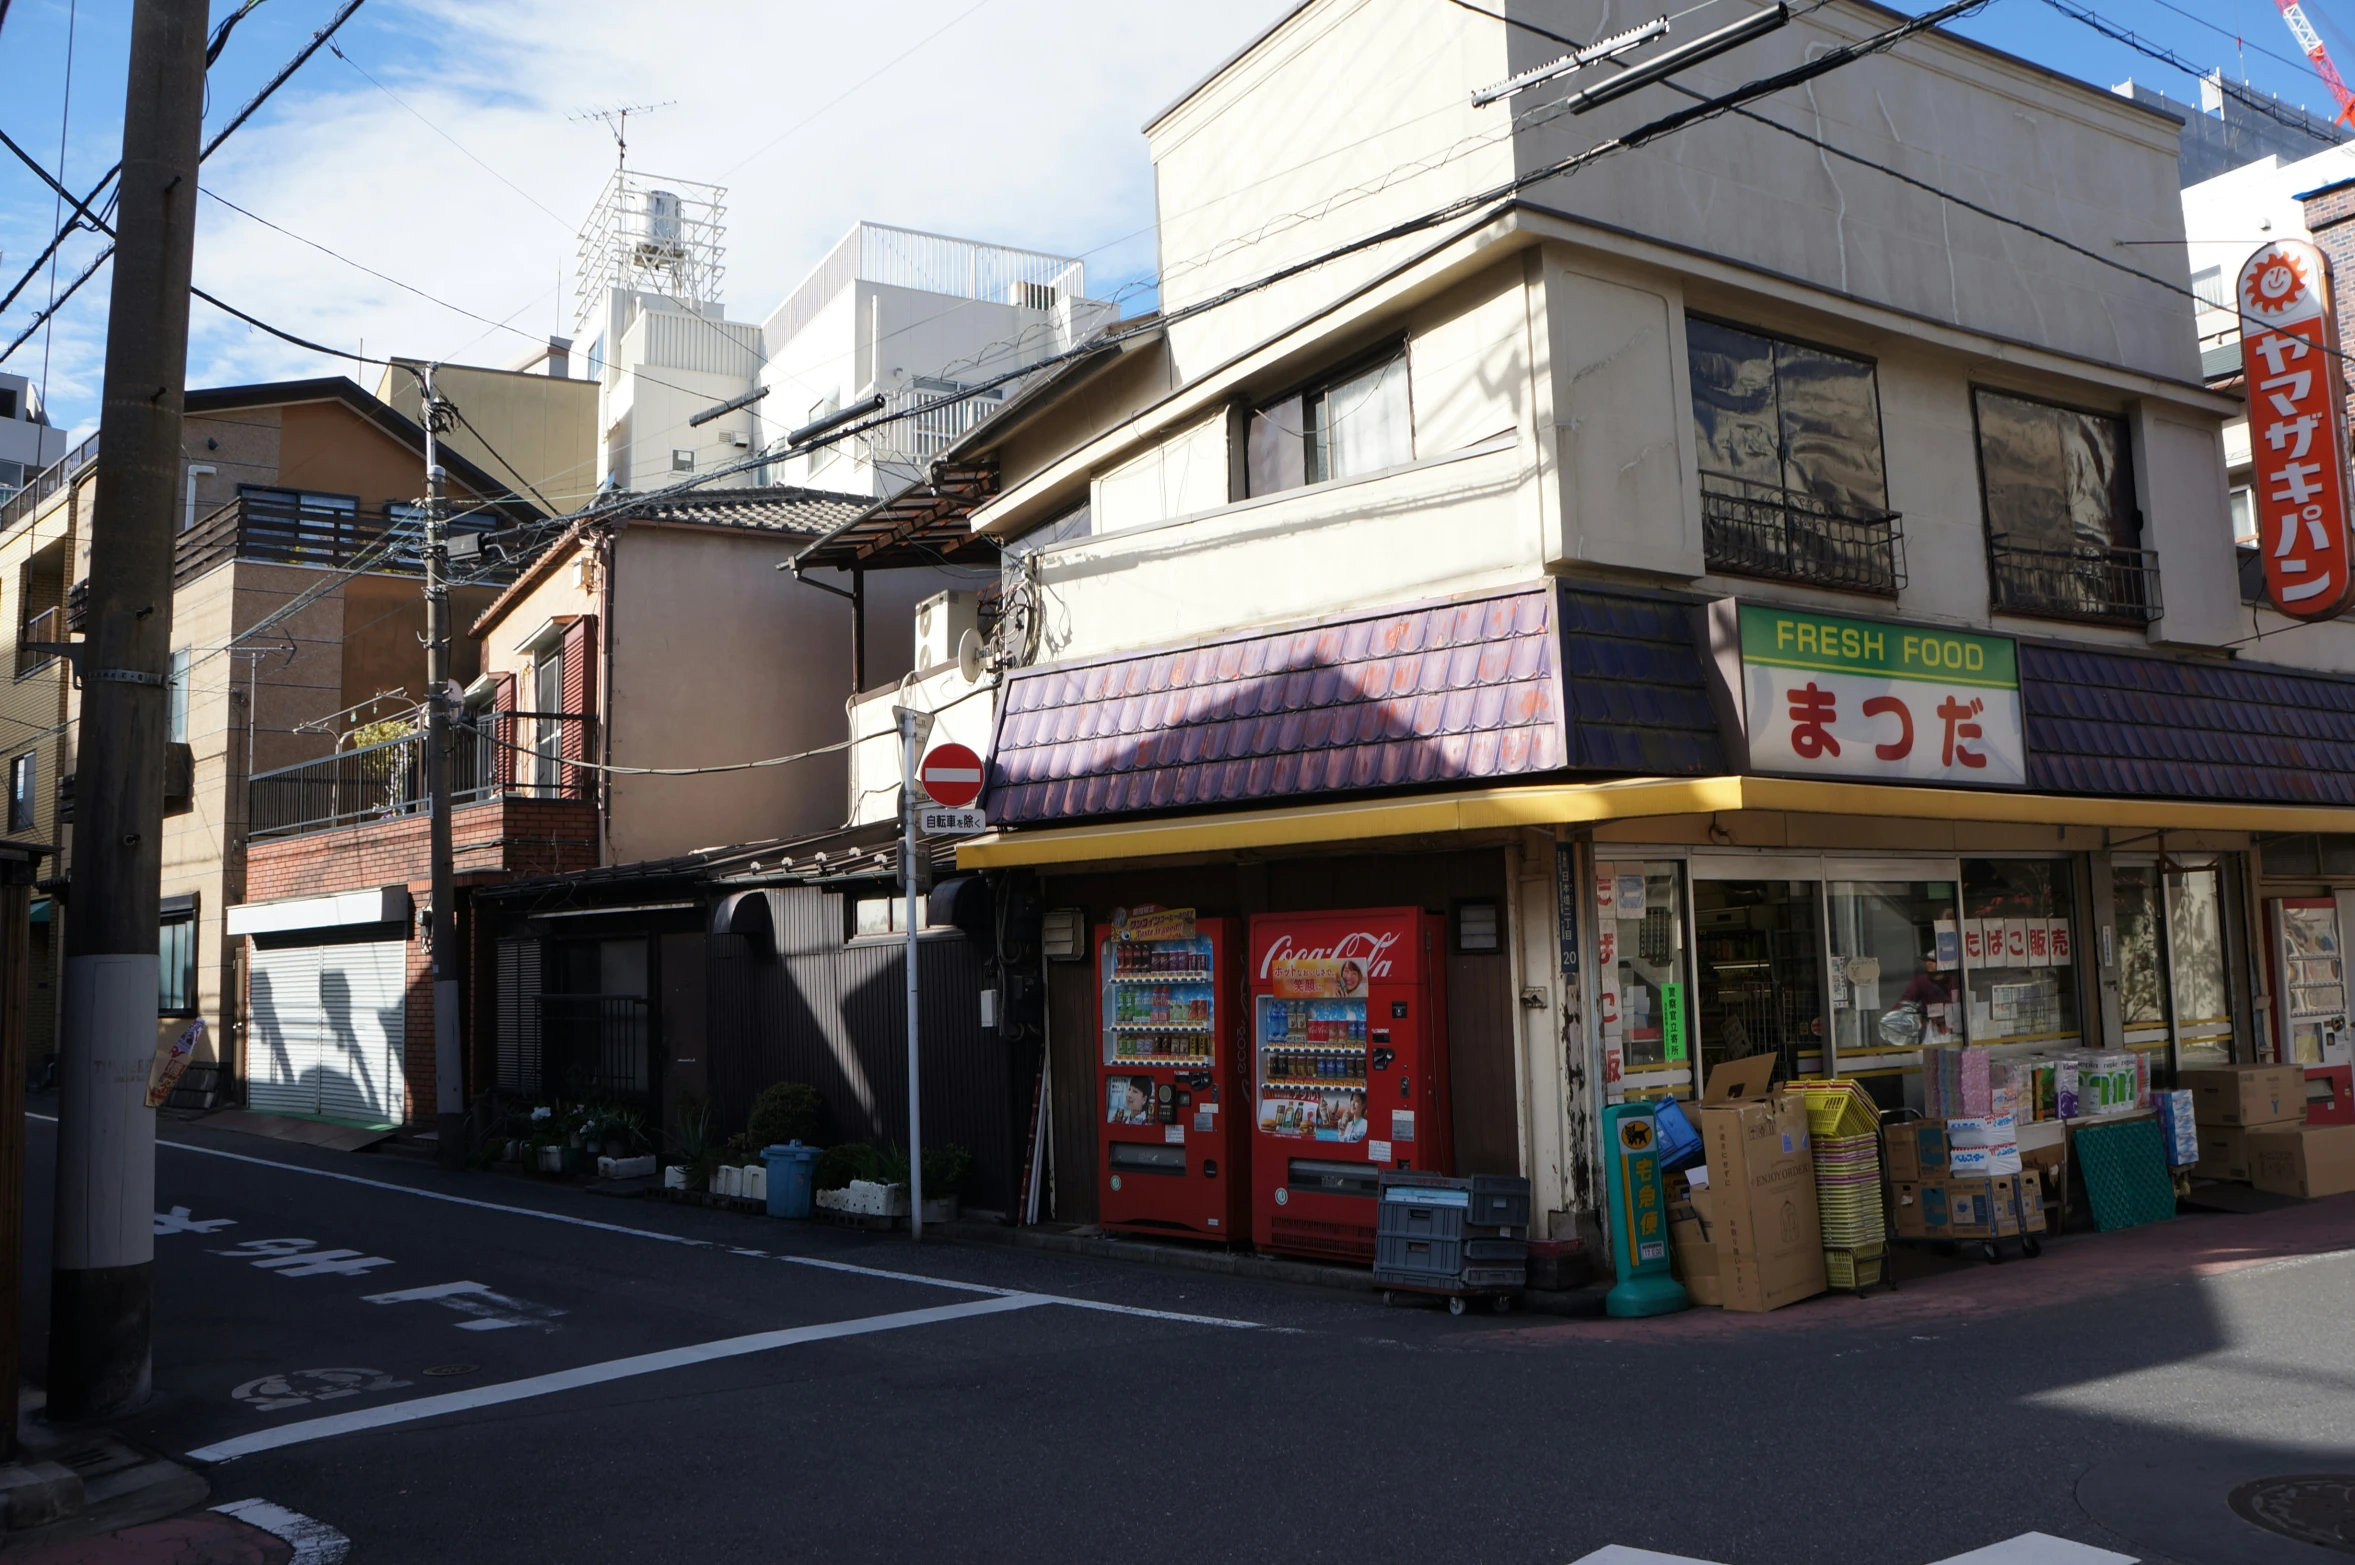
[1973,389,2135,554]
[1687,318,1888,511]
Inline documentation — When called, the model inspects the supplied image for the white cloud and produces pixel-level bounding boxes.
[139,0,1293,438]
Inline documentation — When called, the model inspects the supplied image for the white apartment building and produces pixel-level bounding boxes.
[0,372,68,497]
[572,170,1113,499]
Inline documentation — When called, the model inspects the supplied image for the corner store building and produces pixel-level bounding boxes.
[803,0,2355,1239]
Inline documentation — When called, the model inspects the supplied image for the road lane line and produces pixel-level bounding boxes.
[33,1115,1281,1332]
[212,1498,352,1562]
[187,1295,1047,1463]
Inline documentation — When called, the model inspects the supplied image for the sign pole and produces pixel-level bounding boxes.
[897,708,927,1239]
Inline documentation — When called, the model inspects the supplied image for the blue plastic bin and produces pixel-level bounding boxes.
[763,1141,820,1219]
[1652,1097,1703,1173]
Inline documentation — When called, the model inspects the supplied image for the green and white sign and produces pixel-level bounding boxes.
[1738,605,2024,788]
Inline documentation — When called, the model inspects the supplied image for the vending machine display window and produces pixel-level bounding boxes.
[1254,991,1370,1141]
[1959,859,2080,1047]
[2270,898,2349,1068]
[1103,933,1217,1070]
[1094,916,1245,1243]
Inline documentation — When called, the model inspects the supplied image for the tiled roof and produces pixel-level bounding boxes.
[1559,588,1725,775]
[2022,644,2355,805]
[620,485,873,537]
[988,586,1565,824]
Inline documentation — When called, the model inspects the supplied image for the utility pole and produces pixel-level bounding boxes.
[420,366,464,1170]
[896,706,930,1239]
[49,0,207,1422]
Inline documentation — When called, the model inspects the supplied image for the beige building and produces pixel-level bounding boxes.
[375,349,600,520]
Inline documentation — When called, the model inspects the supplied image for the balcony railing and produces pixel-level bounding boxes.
[1700,473,1905,597]
[247,711,594,840]
[1986,535,2162,627]
[175,493,516,589]
[16,604,60,679]
[859,380,1008,473]
[0,430,98,536]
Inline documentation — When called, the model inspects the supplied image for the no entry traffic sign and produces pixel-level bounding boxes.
[918,742,985,809]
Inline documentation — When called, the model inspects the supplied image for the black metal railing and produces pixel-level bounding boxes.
[16,603,61,678]
[1987,534,2162,626]
[1700,473,1905,596]
[535,994,653,1108]
[247,711,595,839]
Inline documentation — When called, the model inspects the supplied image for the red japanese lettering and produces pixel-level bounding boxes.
[1862,695,1912,761]
[1787,682,1839,759]
[1937,696,1987,769]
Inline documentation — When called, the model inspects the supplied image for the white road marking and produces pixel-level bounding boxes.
[210,1237,395,1277]
[213,1497,351,1563]
[156,1206,235,1235]
[68,1116,1282,1331]
[1569,1538,2137,1565]
[188,1294,1046,1463]
[363,1279,565,1332]
[232,1369,413,1413]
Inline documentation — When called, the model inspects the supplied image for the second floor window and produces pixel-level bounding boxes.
[1973,388,2153,624]
[1688,317,1887,511]
[1246,347,1412,496]
[160,903,197,1016]
[168,648,190,742]
[8,751,32,833]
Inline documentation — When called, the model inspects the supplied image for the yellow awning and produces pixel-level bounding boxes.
[955,774,2354,869]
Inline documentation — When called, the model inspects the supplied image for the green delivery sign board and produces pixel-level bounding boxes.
[1738,606,2024,787]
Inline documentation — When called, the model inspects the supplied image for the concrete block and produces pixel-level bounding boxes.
[0,1459,83,1528]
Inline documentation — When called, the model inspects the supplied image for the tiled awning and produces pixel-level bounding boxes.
[984,583,1730,827]
[2022,644,2355,805]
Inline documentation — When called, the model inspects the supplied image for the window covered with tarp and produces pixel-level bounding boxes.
[1687,318,1888,513]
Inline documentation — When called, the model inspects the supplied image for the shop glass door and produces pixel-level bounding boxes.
[2117,859,2236,1073]
[1595,859,1691,1101]
[1691,862,1825,1085]
[1825,863,1961,1108]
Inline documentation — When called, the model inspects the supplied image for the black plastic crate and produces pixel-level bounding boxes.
[1467,1174,1531,1228]
[1377,1200,1465,1241]
[1464,1236,1527,1262]
[1461,1262,1527,1288]
[1374,1233,1462,1277]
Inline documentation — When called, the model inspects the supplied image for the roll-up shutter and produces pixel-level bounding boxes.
[315,939,408,1125]
[246,945,323,1115]
[496,937,543,1094]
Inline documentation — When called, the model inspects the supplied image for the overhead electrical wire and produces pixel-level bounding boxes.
[2040,0,2350,138]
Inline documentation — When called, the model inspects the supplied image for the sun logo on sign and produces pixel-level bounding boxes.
[2245,248,2312,315]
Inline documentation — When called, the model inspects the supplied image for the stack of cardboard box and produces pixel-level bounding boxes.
[1887,1120,2050,1245]
[2186,1065,2355,1198]
[1670,1059,1828,1313]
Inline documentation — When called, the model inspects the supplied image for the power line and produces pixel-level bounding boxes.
[2042,0,2349,140]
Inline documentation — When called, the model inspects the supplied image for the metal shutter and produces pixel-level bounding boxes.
[246,944,323,1116]
[496,938,542,1094]
[315,939,408,1126]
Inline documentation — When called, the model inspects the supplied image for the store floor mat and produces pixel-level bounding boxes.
[2074,1118,2177,1231]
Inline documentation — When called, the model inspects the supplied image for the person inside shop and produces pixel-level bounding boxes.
[1894,953,1959,1045]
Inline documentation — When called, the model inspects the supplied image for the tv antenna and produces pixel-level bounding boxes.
[569,100,676,172]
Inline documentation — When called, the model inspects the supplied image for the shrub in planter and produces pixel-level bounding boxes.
[747,1082,823,1148]
[923,1144,973,1199]
[814,1142,879,1192]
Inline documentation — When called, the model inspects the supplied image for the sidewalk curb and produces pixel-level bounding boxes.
[934,1219,1611,1317]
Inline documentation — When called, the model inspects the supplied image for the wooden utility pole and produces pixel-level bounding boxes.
[49,0,207,1422]
[420,367,464,1169]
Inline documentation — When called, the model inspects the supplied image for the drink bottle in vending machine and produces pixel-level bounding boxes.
[1247,908,1451,1262]
[1095,914,1246,1241]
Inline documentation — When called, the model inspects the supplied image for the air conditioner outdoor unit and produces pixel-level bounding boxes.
[913,590,979,671]
[725,431,751,449]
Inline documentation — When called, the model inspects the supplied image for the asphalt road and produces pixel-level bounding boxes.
[20,1108,2355,1565]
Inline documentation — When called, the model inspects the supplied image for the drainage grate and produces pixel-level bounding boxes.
[2230,1474,2355,1553]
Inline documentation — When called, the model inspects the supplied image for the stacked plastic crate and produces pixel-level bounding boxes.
[1800,1079,1887,1293]
[1372,1172,1532,1297]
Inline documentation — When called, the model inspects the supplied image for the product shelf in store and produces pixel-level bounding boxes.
[1112,1053,1214,1064]
[1261,1043,1371,1052]
[1108,973,1210,984]
[1112,1021,1212,1032]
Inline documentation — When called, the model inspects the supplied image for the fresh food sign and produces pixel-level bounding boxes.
[1738,606,2024,788]
[2237,239,2355,622]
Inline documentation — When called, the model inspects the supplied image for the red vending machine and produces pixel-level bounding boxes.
[1247,908,1451,1262]
[1095,911,1246,1242]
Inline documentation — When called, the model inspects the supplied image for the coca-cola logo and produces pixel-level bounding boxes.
[1257,931,1400,981]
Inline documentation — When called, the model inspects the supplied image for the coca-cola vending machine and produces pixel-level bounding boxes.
[1247,908,1451,1262]
[1095,910,1246,1242]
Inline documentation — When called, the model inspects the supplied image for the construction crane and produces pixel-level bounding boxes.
[2274,0,2355,126]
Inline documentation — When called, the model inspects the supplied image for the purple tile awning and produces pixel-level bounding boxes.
[987,586,1564,825]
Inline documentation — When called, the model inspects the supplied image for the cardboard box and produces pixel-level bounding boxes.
[2248,1124,2355,1199]
[1668,1215,1722,1306]
[1697,1061,1826,1313]
[1884,1120,1949,1181]
[2182,1065,2307,1128]
[1890,1179,1950,1239]
[1948,1143,2022,1178]
[2192,1124,2265,1183]
[1945,1174,2041,1238]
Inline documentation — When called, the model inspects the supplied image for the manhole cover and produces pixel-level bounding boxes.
[2229,1474,2355,1553]
[421,1363,478,1378]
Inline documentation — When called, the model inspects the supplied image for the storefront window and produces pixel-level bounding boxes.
[1596,860,1688,1098]
[1693,879,1822,1084]
[1829,879,1961,1102]
[2114,864,2167,1040]
[1960,860,2080,1046]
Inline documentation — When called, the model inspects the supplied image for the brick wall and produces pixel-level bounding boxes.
[244,796,598,1121]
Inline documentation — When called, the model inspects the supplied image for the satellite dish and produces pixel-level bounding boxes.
[956,627,986,684]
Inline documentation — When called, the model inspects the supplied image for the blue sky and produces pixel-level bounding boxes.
[1,0,2350,459]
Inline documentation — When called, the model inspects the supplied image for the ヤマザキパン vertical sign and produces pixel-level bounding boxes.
[2238,238,2355,622]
